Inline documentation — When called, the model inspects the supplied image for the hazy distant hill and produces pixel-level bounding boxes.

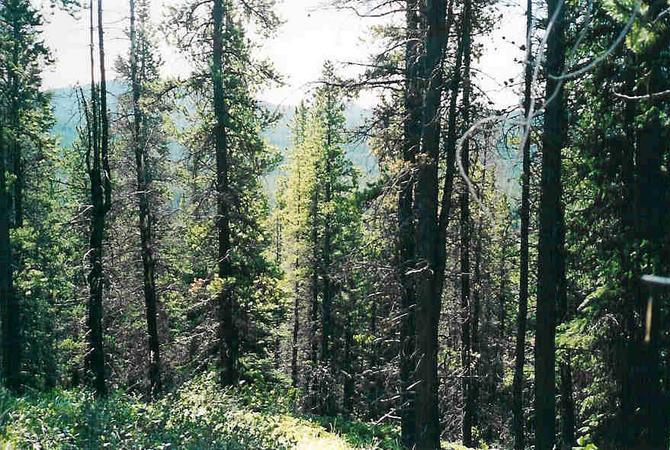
[48,82,378,185]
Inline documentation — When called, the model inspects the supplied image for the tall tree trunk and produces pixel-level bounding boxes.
[129,0,162,398]
[512,0,533,446]
[98,0,111,212]
[399,0,421,446]
[633,16,668,441]
[0,119,21,393]
[413,0,448,446]
[460,0,474,442]
[535,0,566,445]
[212,0,237,386]
[85,0,107,397]
[617,56,638,448]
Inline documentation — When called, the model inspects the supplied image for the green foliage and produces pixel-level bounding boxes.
[0,373,400,449]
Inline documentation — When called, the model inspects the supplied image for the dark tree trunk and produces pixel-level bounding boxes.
[632,22,668,442]
[129,0,162,398]
[460,0,474,442]
[535,0,566,446]
[399,0,421,446]
[413,0,448,446]
[0,119,21,393]
[617,57,639,449]
[212,0,237,386]
[512,0,533,445]
[84,0,108,398]
[98,0,111,213]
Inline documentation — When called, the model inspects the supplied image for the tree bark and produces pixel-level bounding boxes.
[413,0,448,446]
[212,0,237,386]
[129,0,162,398]
[399,1,421,446]
[98,0,111,213]
[512,0,533,446]
[632,15,668,441]
[85,0,107,398]
[535,0,566,445]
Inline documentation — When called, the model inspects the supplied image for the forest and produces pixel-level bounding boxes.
[0,0,669,448]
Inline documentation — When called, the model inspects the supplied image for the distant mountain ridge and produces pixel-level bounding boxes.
[48,82,378,183]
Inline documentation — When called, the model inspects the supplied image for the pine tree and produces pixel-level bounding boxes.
[0,0,51,393]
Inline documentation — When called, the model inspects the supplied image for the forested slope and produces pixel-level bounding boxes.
[1,0,669,449]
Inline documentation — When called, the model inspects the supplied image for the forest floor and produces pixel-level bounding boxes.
[0,372,477,449]
[0,372,476,449]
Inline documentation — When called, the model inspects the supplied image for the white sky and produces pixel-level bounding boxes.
[39,0,526,109]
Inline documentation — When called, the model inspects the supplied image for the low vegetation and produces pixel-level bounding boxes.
[0,374,401,450]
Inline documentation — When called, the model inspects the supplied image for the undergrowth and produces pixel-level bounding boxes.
[0,373,401,449]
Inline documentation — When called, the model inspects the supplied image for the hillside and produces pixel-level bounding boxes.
[48,83,378,181]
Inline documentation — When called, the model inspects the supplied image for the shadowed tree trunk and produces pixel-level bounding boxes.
[512,0,533,447]
[0,116,21,393]
[212,0,237,386]
[129,0,162,397]
[398,0,421,446]
[535,0,566,445]
[84,0,110,398]
[631,8,668,441]
[413,0,448,446]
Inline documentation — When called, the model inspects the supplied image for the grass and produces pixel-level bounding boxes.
[0,373,401,449]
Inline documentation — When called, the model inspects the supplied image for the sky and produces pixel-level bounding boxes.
[39,0,526,109]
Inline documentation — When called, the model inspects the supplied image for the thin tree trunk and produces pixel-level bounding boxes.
[460,0,474,442]
[535,0,566,445]
[0,117,20,393]
[98,0,111,213]
[212,0,237,386]
[129,0,162,398]
[413,0,448,446]
[85,0,107,397]
[399,0,421,445]
[512,0,533,446]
